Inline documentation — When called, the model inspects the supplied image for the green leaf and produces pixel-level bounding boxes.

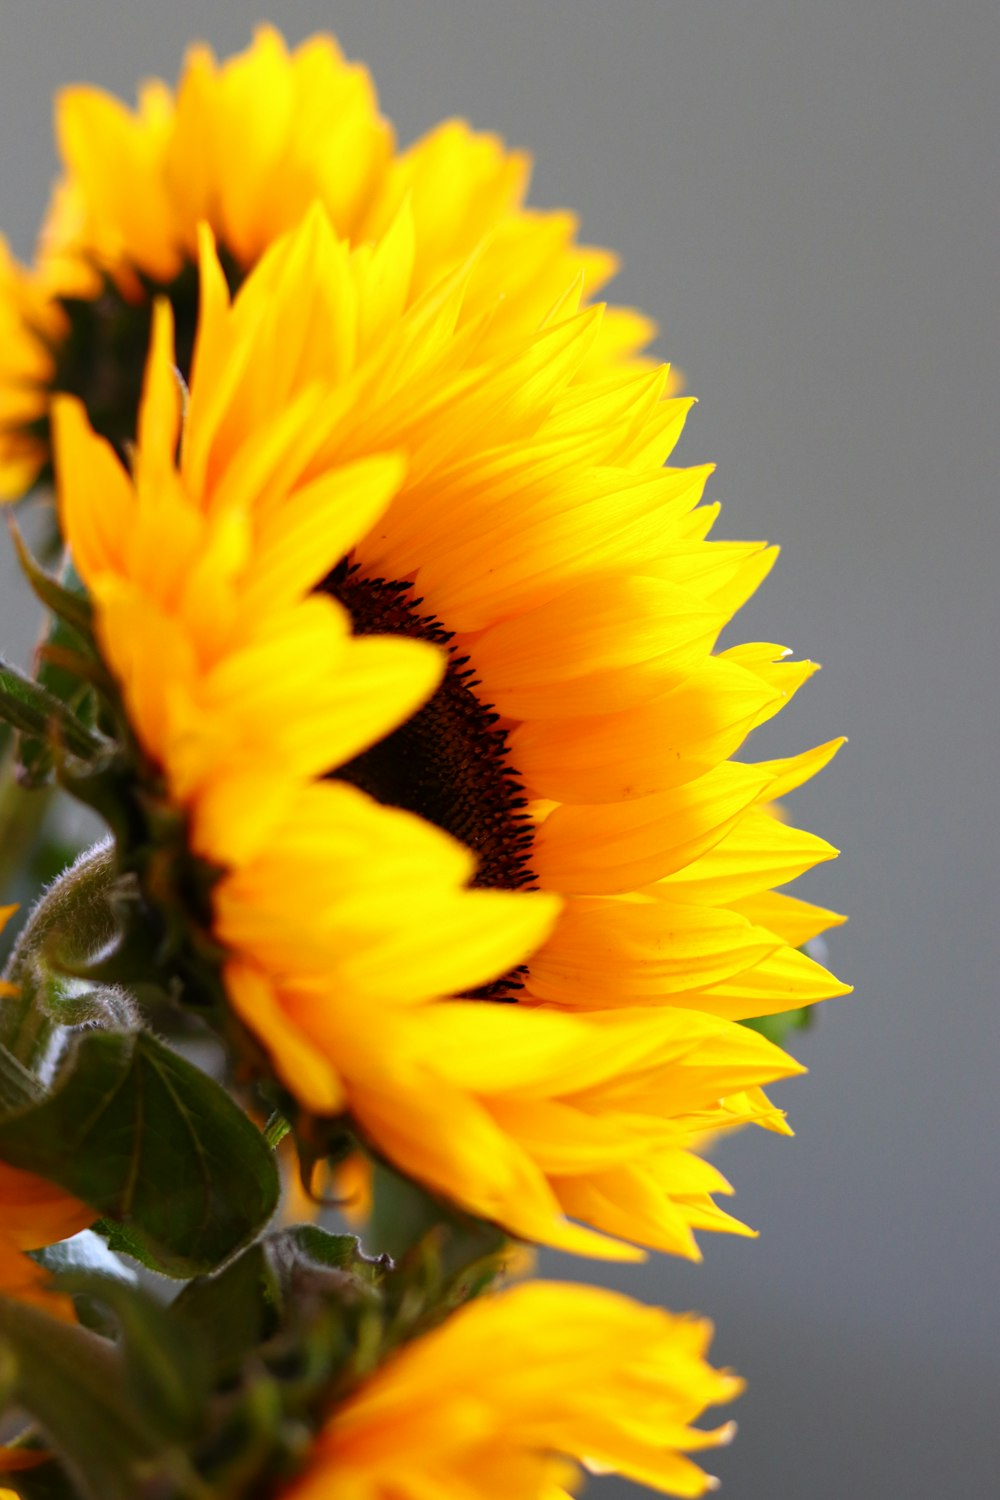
[171,1243,283,1381]
[0,1030,280,1276]
[285,1226,378,1276]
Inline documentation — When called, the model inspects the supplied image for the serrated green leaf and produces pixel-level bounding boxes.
[0,1030,280,1276]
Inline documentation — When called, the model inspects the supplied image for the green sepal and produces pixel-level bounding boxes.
[0,1029,281,1276]
[17,632,103,792]
[7,521,94,643]
[743,1003,815,1047]
[0,660,104,766]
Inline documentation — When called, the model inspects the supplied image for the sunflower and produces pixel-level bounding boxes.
[0,26,648,499]
[282,1281,741,1500]
[182,204,849,1033]
[32,28,848,1261]
[52,232,811,1263]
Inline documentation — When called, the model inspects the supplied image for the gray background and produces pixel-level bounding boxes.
[1,2,997,1496]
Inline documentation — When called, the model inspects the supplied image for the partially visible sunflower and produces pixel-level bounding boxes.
[0,1111,89,1320]
[0,26,649,498]
[52,232,809,1263]
[0,1157,92,1260]
[0,1171,88,1322]
[282,1281,741,1500]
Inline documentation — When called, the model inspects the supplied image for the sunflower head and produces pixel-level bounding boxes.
[0,26,645,501]
[282,1282,742,1500]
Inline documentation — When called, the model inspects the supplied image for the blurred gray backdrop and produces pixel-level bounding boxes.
[1,2,997,1496]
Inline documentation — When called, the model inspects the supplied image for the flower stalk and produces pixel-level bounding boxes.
[0,840,119,1070]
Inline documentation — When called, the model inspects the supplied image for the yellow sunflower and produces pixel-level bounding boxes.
[282,1281,741,1500]
[0,26,648,499]
[184,204,849,1033]
[33,30,849,1262]
[53,233,810,1264]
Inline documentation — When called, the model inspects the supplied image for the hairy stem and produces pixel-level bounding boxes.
[0,838,118,1068]
[0,732,55,895]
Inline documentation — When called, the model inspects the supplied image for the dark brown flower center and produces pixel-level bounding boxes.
[322,561,537,901]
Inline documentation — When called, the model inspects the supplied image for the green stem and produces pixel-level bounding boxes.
[0,839,118,1068]
[262,1110,291,1150]
[0,733,55,897]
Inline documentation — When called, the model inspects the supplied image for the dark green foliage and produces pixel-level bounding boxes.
[0,1030,281,1276]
